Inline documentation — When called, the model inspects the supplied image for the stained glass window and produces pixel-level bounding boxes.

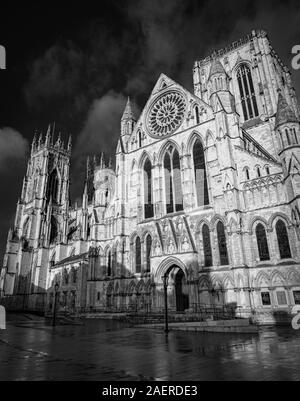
[256,223,270,261]
[217,221,229,265]
[164,149,183,214]
[193,139,209,206]
[173,150,183,212]
[237,64,259,121]
[202,224,212,267]
[135,237,141,273]
[147,91,186,137]
[164,152,174,214]
[195,106,200,124]
[144,159,154,219]
[275,219,291,259]
[146,235,152,272]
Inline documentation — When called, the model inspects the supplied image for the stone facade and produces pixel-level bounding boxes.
[1,29,300,324]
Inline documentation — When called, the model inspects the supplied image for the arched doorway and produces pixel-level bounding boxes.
[157,258,190,313]
[175,269,189,312]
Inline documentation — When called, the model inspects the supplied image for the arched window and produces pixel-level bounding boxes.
[245,168,250,180]
[193,139,209,206]
[164,153,173,214]
[237,64,258,121]
[293,128,298,144]
[286,128,291,146]
[256,223,270,261]
[257,167,261,178]
[195,106,200,124]
[266,166,270,175]
[49,216,58,244]
[145,235,152,272]
[164,148,183,214]
[173,150,183,212]
[202,224,212,267]
[276,220,291,259]
[143,158,154,219]
[23,217,30,239]
[135,237,141,273]
[217,221,229,265]
[107,250,111,276]
[46,169,59,203]
[138,131,142,148]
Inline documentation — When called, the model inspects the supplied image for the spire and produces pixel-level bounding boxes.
[38,132,43,148]
[67,135,72,151]
[208,58,226,80]
[86,156,90,179]
[275,90,298,128]
[100,153,104,169]
[82,180,88,209]
[45,124,51,145]
[55,132,62,148]
[108,156,112,168]
[121,97,136,121]
[31,132,37,154]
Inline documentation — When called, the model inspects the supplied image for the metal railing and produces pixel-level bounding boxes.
[77,302,247,323]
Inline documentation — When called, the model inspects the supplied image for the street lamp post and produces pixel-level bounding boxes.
[52,283,59,327]
[162,274,169,334]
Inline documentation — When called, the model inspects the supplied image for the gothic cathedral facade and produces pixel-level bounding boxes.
[1,30,300,324]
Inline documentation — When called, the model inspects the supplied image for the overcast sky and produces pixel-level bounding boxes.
[0,0,300,261]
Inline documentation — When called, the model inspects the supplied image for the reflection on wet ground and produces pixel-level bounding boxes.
[0,314,300,380]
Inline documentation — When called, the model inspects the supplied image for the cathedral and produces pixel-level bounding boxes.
[1,29,300,324]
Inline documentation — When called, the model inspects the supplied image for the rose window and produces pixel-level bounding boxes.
[147,91,186,137]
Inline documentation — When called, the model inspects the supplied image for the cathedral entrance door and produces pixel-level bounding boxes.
[175,268,189,312]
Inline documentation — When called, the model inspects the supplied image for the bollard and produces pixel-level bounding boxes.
[0,305,6,330]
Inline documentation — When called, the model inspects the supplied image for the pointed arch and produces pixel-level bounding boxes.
[135,236,141,273]
[216,221,229,265]
[158,139,181,164]
[46,169,60,203]
[255,223,270,261]
[194,105,200,124]
[270,270,285,286]
[163,145,183,214]
[138,150,152,169]
[236,63,258,120]
[255,271,270,287]
[275,219,291,259]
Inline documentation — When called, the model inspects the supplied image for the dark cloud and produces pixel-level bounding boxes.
[0,127,29,171]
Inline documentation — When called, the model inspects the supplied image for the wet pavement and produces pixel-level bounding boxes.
[0,313,300,381]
